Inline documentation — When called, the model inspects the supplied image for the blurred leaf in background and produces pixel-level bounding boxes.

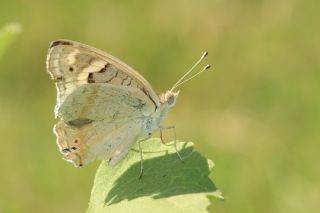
[0,23,21,60]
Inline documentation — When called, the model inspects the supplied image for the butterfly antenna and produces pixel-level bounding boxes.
[170,51,209,91]
[172,65,211,90]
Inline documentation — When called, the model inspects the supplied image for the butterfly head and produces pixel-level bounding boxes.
[160,90,180,108]
[160,51,211,109]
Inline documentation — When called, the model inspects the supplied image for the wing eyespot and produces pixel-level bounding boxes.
[62,148,71,154]
[71,146,78,150]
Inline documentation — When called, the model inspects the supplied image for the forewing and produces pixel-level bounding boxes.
[46,39,160,117]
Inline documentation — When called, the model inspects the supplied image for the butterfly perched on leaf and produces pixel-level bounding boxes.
[46,40,210,176]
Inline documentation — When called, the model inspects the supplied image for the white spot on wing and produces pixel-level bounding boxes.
[91,59,106,67]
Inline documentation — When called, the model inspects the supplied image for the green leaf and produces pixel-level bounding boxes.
[0,23,21,60]
[88,138,223,213]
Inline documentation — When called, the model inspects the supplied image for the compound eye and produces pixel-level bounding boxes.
[167,95,175,105]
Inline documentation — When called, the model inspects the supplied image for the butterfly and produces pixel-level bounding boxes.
[46,39,210,176]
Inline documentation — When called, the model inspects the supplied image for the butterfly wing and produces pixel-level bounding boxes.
[57,83,155,123]
[46,39,160,117]
[46,40,160,166]
[52,83,154,167]
[54,114,144,167]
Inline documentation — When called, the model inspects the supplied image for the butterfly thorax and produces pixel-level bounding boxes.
[143,90,180,133]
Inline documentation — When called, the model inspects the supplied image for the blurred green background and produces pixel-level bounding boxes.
[0,0,319,212]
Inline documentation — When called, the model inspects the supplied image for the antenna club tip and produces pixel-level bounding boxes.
[204,64,211,70]
[201,51,209,59]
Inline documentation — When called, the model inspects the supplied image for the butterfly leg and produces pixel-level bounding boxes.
[138,136,151,179]
[159,126,172,144]
[159,128,165,144]
[159,125,184,162]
